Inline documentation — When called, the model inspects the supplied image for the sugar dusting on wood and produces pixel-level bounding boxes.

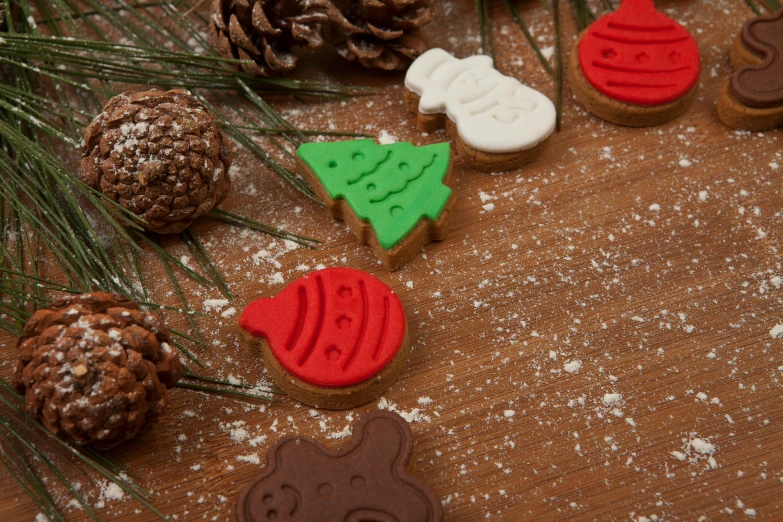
[1,0,783,521]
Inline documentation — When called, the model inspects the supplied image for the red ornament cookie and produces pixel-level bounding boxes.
[568,0,701,126]
[238,267,409,409]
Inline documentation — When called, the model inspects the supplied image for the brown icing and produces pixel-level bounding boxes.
[235,411,443,522]
[730,8,783,108]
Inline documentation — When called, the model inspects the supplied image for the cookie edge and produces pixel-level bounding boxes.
[237,321,411,410]
[403,88,548,173]
[567,34,699,127]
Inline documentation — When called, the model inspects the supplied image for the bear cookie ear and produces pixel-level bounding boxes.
[349,409,413,468]
[235,411,444,522]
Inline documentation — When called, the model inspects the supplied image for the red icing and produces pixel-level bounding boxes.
[578,0,701,106]
[239,268,406,388]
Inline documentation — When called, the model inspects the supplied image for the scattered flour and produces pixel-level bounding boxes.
[770,324,783,339]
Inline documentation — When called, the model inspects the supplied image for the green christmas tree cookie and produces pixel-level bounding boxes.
[296,139,456,270]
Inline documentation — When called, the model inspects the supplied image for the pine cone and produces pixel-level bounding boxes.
[210,0,330,76]
[13,293,184,450]
[80,89,232,235]
[326,0,432,70]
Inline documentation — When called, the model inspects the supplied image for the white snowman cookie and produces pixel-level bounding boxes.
[404,48,556,173]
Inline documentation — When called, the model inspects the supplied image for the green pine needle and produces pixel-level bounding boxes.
[504,0,556,77]
[476,0,496,62]
[174,382,278,401]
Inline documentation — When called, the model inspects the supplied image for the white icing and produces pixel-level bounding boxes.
[405,48,556,154]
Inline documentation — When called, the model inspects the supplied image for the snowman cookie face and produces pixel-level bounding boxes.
[405,48,556,154]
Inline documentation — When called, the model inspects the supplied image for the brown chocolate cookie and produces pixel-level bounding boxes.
[236,411,443,522]
[717,8,783,130]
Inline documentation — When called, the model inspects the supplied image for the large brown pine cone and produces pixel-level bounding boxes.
[210,0,330,76]
[326,0,432,70]
[13,293,184,450]
[81,89,232,235]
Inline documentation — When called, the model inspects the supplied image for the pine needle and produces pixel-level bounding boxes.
[175,382,278,401]
[208,209,319,248]
[569,0,597,32]
[504,0,555,77]
[476,0,496,62]
[744,0,762,14]
[180,228,234,300]
[182,368,284,395]
[156,237,206,348]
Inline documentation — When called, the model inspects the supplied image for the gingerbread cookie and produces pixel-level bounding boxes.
[717,8,783,131]
[568,0,701,127]
[403,48,556,173]
[238,267,409,409]
[297,139,455,271]
[236,410,443,522]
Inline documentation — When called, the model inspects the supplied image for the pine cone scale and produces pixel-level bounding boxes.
[211,0,330,76]
[326,0,432,70]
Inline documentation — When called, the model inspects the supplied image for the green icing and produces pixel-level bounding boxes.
[297,139,452,250]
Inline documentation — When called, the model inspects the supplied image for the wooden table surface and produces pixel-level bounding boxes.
[2,0,782,520]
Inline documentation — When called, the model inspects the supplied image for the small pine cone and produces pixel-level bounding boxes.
[210,0,330,77]
[326,0,432,70]
[13,293,184,450]
[80,89,232,234]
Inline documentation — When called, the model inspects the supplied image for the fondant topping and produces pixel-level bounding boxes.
[731,8,783,108]
[578,0,701,106]
[239,268,406,387]
[297,139,452,250]
[236,411,443,522]
[405,48,556,153]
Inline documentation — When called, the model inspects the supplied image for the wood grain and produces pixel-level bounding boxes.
[2,0,782,520]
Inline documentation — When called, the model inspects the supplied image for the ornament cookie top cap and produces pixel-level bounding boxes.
[405,48,556,154]
[236,410,443,522]
[577,0,701,106]
[730,8,783,108]
[239,267,406,388]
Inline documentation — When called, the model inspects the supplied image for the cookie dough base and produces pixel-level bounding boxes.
[238,326,411,410]
[403,88,547,173]
[717,83,783,131]
[297,155,457,271]
[717,34,783,131]
[568,36,699,127]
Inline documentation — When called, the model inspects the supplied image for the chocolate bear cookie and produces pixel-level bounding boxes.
[236,410,443,522]
[717,8,783,131]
